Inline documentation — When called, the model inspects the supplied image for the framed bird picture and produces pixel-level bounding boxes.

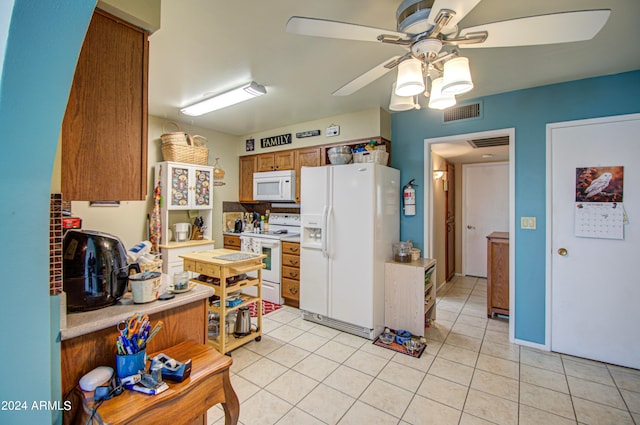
[575,166,624,202]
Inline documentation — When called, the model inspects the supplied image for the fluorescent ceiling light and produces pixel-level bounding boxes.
[181,81,266,116]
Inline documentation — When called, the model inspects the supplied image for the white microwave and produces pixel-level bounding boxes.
[253,170,296,202]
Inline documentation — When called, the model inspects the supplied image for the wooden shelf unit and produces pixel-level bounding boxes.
[384,258,437,337]
[181,249,265,354]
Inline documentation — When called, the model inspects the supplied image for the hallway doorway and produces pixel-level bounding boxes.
[424,128,515,342]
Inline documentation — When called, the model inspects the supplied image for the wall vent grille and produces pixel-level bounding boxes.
[467,136,510,148]
[444,102,481,122]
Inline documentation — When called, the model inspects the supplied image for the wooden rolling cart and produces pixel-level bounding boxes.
[180,249,265,354]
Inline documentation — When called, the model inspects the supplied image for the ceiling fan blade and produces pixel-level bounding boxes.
[332,56,402,96]
[428,0,482,29]
[286,16,408,43]
[458,9,611,48]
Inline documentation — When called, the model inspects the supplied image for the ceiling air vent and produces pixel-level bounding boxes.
[443,102,481,122]
[467,135,510,149]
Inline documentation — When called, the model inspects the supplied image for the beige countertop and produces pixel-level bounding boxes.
[61,281,214,341]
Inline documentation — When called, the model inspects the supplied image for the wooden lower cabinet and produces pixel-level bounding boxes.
[487,232,509,317]
[223,234,241,250]
[281,242,300,307]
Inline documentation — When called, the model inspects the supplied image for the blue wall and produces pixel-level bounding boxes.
[0,1,94,423]
[391,70,640,345]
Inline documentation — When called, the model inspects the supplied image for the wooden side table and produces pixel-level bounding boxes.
[73,340,238,425]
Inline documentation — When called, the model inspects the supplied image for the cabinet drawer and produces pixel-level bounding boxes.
[282,266,300,280]
[223,235,241,249]
[282,278,300,301]
[282,242,300,255]
[195,263,221,277]
[282,254,300,268]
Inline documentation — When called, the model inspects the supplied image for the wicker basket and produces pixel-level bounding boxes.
[162,143,209,165]
[138,259,163,273]
[160,122,209,165]
[161,121,190,146]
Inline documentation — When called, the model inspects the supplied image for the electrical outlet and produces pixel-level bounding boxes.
[326,125,340,137]
[521,216,536,230]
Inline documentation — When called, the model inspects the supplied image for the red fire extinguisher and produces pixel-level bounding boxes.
[403,179,416,216]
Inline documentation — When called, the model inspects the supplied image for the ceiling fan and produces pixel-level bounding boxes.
[285,0,610,110]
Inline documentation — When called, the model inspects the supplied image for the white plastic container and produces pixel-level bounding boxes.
[129,272,161,303]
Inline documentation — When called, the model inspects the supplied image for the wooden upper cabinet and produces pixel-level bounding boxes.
[62,9,149,200]
[294,147,321,202]
[239,156,256,202]
[256,151,294,172]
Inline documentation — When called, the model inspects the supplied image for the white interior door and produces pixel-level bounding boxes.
[549,114,640,369]
[463,162,509,277]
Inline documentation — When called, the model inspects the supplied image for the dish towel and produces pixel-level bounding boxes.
[241,237,262,254]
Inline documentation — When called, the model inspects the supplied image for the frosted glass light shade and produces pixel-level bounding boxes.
[442,57,473,95]
[389,82,416,111]
[395,58,425,97]
[428,77,456,110]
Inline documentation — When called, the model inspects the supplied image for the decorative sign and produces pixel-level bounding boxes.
[296,130,321,139]
[261,133,292,149]
[245,138,255,152]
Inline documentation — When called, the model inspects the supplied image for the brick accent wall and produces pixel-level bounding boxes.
[50,193,63,295]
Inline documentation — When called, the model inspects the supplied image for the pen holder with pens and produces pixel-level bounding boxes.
[116,350,147,378]
[115,313,163,378]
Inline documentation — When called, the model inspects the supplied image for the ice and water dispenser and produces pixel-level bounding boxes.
[301,214,323,248]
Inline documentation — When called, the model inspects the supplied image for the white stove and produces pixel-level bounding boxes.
[241,213,301,239]
[240,214,300,304]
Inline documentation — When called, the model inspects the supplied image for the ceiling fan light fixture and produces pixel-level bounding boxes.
[389,82,416,111]
[441,57,473,95]
[428,77,456,110]
[181,81,266,116]
[395,58,425,97]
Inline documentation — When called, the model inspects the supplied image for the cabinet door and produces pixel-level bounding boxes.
[62,10,148,200]
[256,154,275,172]
[239,156,256,202]
[274,151,294,170]
[192,167,212,208]
[168,164,192,208]
[294,148,321,202]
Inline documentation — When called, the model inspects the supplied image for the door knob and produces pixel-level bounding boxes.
[557,248,568,256]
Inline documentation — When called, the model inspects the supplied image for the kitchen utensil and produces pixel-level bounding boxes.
[328,146,353,164]
[173,222,192,242]
[63,229,139,312]
[234,306,253,337]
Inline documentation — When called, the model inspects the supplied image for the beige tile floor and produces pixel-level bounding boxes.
[208,275,640,424]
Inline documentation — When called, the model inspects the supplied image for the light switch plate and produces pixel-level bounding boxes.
[326,125,340,137]
[521,216,536,229]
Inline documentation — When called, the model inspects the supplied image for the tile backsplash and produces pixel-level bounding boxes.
[50,193,63,295]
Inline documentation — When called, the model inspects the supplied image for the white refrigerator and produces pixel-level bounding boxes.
[300,163,400,339]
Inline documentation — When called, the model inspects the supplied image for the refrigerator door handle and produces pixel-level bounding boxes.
[321,205,329,258]
[326,205,333,259]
